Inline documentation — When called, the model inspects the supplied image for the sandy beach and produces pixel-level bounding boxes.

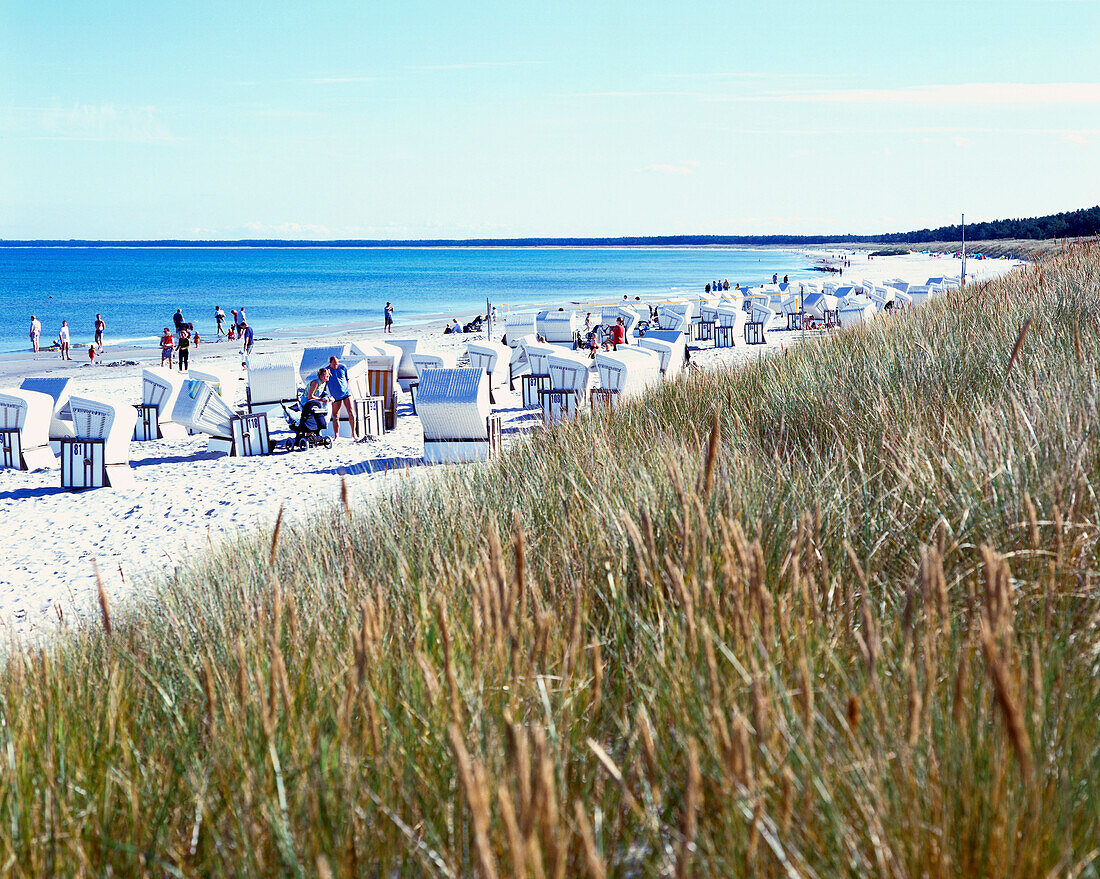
[0,250,1018,639]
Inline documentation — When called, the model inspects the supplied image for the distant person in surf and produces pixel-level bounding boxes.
[29,315,41,353]
[215,306,226,339]
[93,314,105,352]
[59,321,72,360]
[384,302,394,333]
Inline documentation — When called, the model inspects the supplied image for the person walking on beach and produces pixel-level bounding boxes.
[177,328,191,371]
[215,306,226,339]
[238,307,247,333]
[384,302,394,334]
[59,321,72,360]
[29,315,41,353]
[160,327,174,368]
[173,309,185,333]
[230,309,238,336]
[326,355,359,441]
[93,314,105,352]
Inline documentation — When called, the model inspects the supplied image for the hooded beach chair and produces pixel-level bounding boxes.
[63,396,139,489]
[592,348,661,410]
[0,388,56,471]
[466,341,511,404]
[137,367,189,440]
[246,352,303,416]
[20,377,75,453]
[417,367,501,464]
[535,309,578,344]
[543,349,592,422]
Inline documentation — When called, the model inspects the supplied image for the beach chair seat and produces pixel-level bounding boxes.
[188,366,240,401]
[64,396,138,489]
[0,389,57,471]
[417,368,501,464]
[715,304,746,348]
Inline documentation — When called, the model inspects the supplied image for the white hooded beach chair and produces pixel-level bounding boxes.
[137,367,189,440]
[299,345,351,386]
[246,352,302,416]
[389,339,419,391]
[64,396,138,489]
[803,292,840,324]
[837,301,877,327]
[715,303,747,348]
[906,285,933,306]
[593,348,661,410]
[20,377,75,452]
[0,389,56,471]
[658,301,693,333]
[417,368,500,464]
[406,353,453,414]
[353,344,401,430]
[505,311,538,346]
[466,340,511,403]
[638,336,682,377]
[536,309,578,344]
[517,340,558,408]
[507,334,538,389]
[543,349,592,422]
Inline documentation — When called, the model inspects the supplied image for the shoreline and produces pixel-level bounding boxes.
[0,249,1020,641]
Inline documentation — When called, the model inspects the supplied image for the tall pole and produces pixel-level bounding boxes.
[961,212,967,286]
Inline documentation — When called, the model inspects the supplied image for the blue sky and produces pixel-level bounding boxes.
[1,0,1098,239]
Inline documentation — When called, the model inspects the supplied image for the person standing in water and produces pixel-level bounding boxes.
[215,306,226,339]
[29,315,41,353]
[384,302,394,334]
[93,314,105,352]
[59,321,72,360]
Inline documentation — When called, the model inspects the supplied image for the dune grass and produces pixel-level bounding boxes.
[3,244,1100,876]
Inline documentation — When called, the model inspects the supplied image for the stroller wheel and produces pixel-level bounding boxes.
[323,436,333,449]
[296,437,309,451]
[284,438,295,451]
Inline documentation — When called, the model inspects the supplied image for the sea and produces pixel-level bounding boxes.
[0,247,815,354]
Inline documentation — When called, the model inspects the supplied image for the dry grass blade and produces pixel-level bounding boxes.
[1004,316,1033,379]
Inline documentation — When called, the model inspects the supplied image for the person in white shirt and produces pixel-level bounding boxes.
[59,320,71,360]
[29,315,41,353]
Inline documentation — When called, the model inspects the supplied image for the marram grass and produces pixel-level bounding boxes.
[4,245,1100,877]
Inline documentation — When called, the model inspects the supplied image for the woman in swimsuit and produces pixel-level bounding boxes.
[160,328,174,369]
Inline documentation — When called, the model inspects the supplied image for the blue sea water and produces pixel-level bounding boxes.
[0,247,814,354]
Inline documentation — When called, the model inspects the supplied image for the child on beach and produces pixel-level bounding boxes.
[160,328,174,368]
[88,345,96,365]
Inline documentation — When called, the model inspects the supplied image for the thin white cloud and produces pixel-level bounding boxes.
[420,61,541,71]
[307,76,381,84]
[768,82,1100,105]
[643,160,700,176]
[0,104,172,142]
[1062,130,1089,144]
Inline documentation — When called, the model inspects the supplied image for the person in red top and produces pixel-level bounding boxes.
[608,316,627,350]
[160,328,174,368]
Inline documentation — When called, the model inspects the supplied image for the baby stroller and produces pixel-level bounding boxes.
[280,400,333,451]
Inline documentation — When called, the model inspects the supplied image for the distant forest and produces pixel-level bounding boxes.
[3,205,1098,248]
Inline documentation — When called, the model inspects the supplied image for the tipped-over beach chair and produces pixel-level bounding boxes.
[0,389,56,470]
[188,366,239,401]
[173,378,237,451]
[246,352,302,416]
[543,349,592,422]
[20,377,75,452]
[64,396,138,489]
[138,367,189,440]
[536,309,578,344]
[417,367,501,464]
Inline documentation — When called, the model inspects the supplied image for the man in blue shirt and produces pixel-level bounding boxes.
[241,321,255,354]
[327,355,359,441]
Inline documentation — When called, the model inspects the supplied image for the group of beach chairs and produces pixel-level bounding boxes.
[0,274,960,487]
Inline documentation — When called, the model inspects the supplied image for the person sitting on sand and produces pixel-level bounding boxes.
[447,318,461,334]
[160,328,174,368]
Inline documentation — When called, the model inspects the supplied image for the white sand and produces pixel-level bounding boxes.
[0,251,1020,640]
